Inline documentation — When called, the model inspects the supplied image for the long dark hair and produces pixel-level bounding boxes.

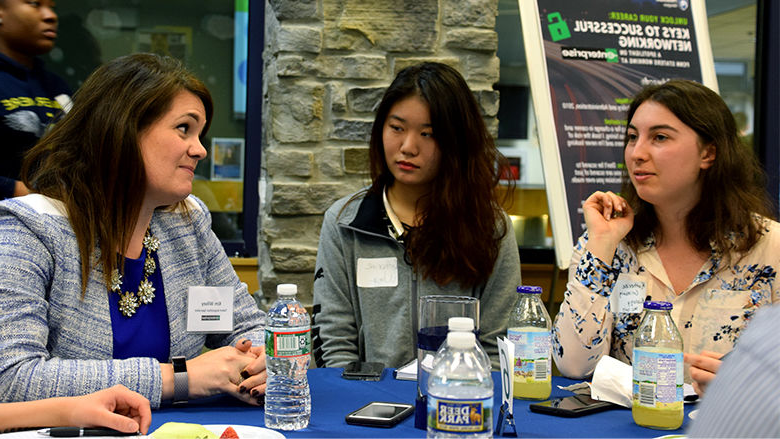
[622,79,772,257]
[22,53,213,294]
[367,62,509,288]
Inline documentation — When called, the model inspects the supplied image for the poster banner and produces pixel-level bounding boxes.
[520,0,715,268]
[211,137,245,181]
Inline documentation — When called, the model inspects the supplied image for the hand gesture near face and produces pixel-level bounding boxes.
[582,191,635,262]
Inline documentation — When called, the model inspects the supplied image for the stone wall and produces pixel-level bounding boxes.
[259,0,500,307]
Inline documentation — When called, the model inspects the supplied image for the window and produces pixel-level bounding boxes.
[45,0,260,256]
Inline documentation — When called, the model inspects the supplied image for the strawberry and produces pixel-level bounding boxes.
[220,426,239,439]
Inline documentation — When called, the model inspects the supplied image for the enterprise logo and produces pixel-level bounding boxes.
[656,0,687,10]
[561,47,619,63]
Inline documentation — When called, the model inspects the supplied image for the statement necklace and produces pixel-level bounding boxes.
[110,229,160,317]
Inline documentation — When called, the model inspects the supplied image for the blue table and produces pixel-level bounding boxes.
[151,368,692,437]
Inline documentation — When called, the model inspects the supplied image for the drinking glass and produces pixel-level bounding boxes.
[414,295,479,429]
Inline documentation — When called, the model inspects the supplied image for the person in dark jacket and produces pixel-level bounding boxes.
[0,0,71,199]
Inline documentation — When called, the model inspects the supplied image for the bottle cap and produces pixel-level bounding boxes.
[516,285,542,294]
[447,331,476,349]
[643,300,672,311]
[276,283,297,296]
[448,317,475,332]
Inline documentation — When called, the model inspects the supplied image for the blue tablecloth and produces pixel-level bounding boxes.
[150,368,692,437]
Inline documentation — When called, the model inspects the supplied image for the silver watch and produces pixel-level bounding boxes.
[172,356,188,404]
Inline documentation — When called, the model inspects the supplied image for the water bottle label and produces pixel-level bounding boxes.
[632,349,684,407]
[507,329,551,382]
[427,396,492,433]
[265,328,311,357]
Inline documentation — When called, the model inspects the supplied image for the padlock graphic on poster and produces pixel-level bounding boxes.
[547,12,571,41]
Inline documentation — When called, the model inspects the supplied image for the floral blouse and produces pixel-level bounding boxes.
[552,217,780,380]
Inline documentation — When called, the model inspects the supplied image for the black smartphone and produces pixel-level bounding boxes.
[341,361,385,381]
[529,395,619,417]
[345,401,414,427]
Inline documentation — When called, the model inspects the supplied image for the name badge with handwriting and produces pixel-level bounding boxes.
[609,274,646,314]
[356,257,398,288]
[186,286,234,333]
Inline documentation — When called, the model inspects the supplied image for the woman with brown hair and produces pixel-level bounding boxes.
[0,53,267,408]
[552,79,779,395]
[312,62,522,369]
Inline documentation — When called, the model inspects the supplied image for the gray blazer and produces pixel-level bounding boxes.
[0,194,265,407]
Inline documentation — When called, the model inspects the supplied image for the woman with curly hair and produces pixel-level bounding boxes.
[312,62,522,369]
[552,79,779,396]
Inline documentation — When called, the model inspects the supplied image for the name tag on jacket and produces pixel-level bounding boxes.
[357,257,398,288]
[186,286,234,333]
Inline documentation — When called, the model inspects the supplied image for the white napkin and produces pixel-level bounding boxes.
[556,381,591,394]
[590,355,633,407]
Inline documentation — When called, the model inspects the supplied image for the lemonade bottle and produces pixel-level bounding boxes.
[632,301,684,430]
[507,285,551,400]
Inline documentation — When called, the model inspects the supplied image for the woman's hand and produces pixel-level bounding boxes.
[67,385,152,434]
[582,191,634,262]
[186,345,260,404]
[685,350,724,396]
[236,338,268,404]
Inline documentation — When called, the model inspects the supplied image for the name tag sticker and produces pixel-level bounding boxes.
[186,286,234,333]
[356,257,398,288]
[610,274,646,314]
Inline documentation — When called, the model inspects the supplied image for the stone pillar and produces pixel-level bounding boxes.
[260,0,500,307]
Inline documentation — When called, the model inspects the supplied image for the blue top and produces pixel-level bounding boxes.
[108,248,170,363]
[517,285,542,294]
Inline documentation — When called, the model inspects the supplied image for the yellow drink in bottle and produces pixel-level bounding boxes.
[632,401,684,430]
[507,286,552,400]
[512,370,551,399]
[508,327,551,399]
[632,302,684,430]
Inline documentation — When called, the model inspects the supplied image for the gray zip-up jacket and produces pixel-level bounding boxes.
[312,189,522,369]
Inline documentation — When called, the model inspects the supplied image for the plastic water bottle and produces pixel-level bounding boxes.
[632,301,684,430]
[507,285,551,400]
[427,332,493,438]
[264,284,311,430]
[434,317,491,371]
